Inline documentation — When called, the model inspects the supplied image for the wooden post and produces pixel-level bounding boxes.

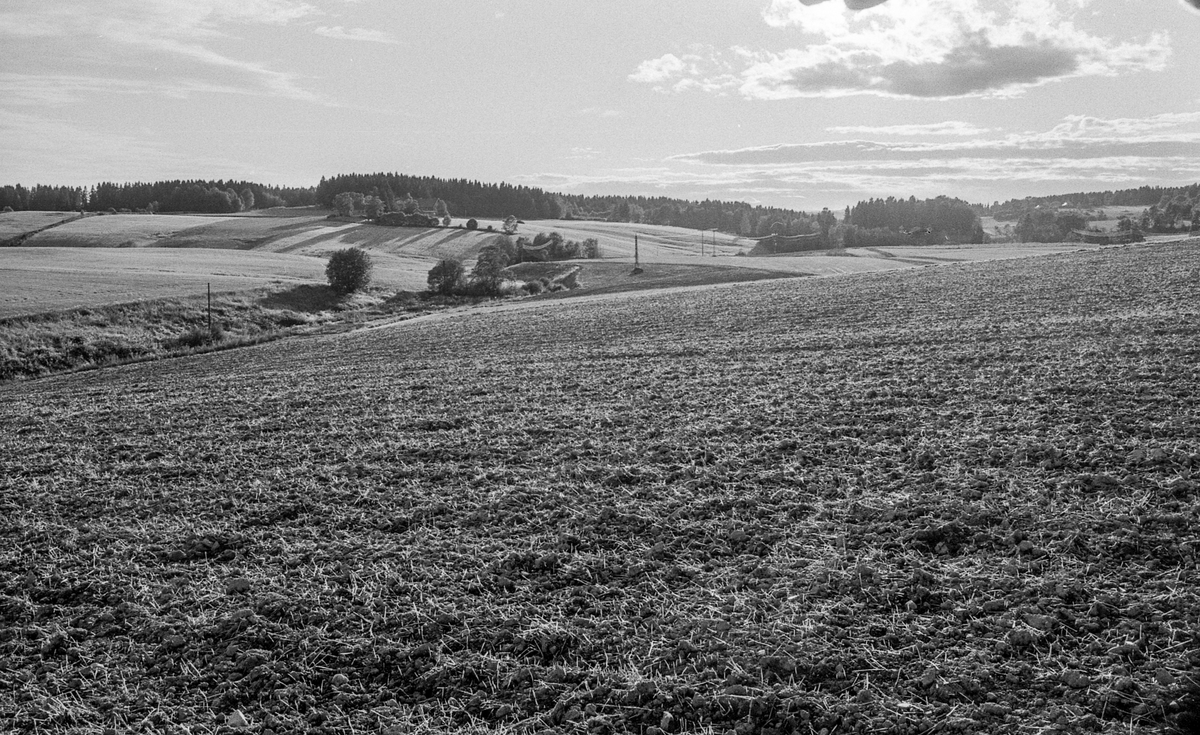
[634,234,640,266]
[207,283,212,335]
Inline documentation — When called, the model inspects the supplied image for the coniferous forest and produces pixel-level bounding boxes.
[0,181,317,215]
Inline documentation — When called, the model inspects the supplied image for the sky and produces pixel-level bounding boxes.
[2,0,1199,212]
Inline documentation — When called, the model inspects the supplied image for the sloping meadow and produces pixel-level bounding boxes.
[1,242,1198,734]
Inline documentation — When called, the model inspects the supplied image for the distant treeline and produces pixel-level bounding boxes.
[0,180,317,214]
[317,172,821,236]
[985,183,1200,220]
[844,195,982,243]
[8,173,1195,239]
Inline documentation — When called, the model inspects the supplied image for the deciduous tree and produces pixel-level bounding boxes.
[326,248,373,294]
[427,259,464,295]
[333,192,357,217]
[363,196,386,219]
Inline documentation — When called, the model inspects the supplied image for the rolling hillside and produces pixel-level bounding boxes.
[16,211,748,261]
[5,209,1196,319]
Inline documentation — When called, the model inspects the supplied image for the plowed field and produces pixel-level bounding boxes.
[1,241,1198,735]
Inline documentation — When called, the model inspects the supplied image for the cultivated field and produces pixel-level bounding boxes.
[2,241,1197,734]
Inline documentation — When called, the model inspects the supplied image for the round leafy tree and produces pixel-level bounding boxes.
[427,259,464,296]
[326,248,373,294]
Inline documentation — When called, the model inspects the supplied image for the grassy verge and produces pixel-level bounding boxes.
[0,285,504,382]
[1,261,740,382]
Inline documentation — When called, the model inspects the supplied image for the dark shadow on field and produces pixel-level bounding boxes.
[339,226,475,244]
[259,284,343,313]
[161,219,323,250]
[333,225,486,256]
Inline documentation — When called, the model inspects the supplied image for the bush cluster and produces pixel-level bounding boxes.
[425,255,570,300]
[169,324,225,349]
[426,259,465,296]
[513,232,599,262]
[326,248,373,294]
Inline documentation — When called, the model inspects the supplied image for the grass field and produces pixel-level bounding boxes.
[0,212,83,242]
[980,205,1194,240]
[0,247,446,319]
[24,214,244,248]
[2,241,1197,734]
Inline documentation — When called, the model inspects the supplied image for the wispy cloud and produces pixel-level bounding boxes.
[630,54,689,84]
[0,0,326,103]
[314,25,400,44]
[629,48,739,93]
[517,112,1200,209]
[671,120,1200,166]
[578,107,622,119]
[0,73,269,106]
[0,108,242,183]
[826,121,994,136]
[565,147,602,161]
[632,0,1171,99]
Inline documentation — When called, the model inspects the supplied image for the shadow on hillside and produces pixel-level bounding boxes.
[259,284,344,313]
[336,225,482,248]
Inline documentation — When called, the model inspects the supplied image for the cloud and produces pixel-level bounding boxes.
[629,54,689,84]
[638,114,1198,211]
[0,108,242,183]
[793,0,889,9]
[0,0,326,103]
[673,137,1200,166]
[521,109,1200,209]
[629,50,740,93]
[514,132,1200,211]
[878,36,1080,97]
[565,147,601,160]
[633,0,1171,99]
[314,26,399,44]
[1044,112,1200,138]
[578,107,622,118]
[0,72,272,106]
[656,111,1200,202]
[827,121,994,136]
